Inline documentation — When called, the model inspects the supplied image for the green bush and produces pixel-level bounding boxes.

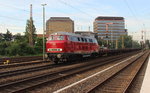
[8,42,35,56]
[34,37,43,54]
[0,37,44,57]
[0,42,11,55]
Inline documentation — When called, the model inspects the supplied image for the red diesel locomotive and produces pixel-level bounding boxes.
[46,32,99,64]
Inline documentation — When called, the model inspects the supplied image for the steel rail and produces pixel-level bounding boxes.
[87,51,149,93]
[0,52,132,93]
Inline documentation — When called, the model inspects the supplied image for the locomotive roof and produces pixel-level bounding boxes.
[50,32,95,39]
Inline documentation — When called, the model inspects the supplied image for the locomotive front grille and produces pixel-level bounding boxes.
[48,48,62,51]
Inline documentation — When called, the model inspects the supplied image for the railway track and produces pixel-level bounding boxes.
[0,53,130,80]
[87,51,149,93]
[0,60,49,69]
[0,63,54,79]
[0,56,42,65]
[51,51,149,93]
[51,51,146,93]
[0,51,142,93]
[0,51,139,79]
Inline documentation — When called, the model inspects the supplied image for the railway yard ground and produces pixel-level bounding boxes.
[0,50,149,93]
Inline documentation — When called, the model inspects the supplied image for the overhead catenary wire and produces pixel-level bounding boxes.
[57,0,95,31]
[123,0,144,29]
[0,15,25,21]
[58,0,94,18]
[122,0,150,41]
[0,3,43,33]
[0,2,29,12]
[0,2,43,23]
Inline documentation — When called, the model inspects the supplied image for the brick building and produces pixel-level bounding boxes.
[94,16,127,41]
[46,17,74,35]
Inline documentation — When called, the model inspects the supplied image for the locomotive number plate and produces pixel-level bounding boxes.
[48,48,62,51]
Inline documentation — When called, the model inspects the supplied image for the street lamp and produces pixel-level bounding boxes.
[41,4,47,61]
[105,22,113,48]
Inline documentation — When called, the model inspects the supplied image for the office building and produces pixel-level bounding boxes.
[94,16,127,41]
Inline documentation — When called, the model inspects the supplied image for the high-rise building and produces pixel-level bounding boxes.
[46,17,74,35]
[94,16,127,41]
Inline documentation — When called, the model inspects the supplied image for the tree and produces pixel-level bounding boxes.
[13,33,25,42]
[0,33,4,42]
[0,41,11,55]
[146,40,150,49]
[34,37,43,53]
[118,35,140,49]
[25,19,36,47]
[8,41,35,56]
[98,38,107,48]
[132,41,141,48]
[4,29,13,41]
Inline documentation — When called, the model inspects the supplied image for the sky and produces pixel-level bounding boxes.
[0,0,150,41]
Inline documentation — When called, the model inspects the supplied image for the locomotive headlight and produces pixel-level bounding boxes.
[60,48,62,51]
[57,54,62,58]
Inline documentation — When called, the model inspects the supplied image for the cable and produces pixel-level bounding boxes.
[0,3,42,19]
[123,0,143,28]
[58,0,94,18]
[0,15,24,21]
[0,3,29,12]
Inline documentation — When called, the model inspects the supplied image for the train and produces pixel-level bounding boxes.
[46,32,140,64]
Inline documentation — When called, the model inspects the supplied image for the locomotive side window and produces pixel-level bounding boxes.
[69,36,78,41]
[81,38,84,42]
[88,39,93,43]
[77,37,80,41]
[89,39,91,42]
[85,38,87,42]
[73,36,78,41]
[91,39,93,42]
[69,36,73,41]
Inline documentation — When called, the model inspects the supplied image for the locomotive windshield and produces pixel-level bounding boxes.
[48,35,64,40]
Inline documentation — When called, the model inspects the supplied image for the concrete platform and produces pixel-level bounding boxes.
[140,56,150,93]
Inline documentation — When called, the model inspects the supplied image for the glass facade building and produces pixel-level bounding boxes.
[94,16,127,41]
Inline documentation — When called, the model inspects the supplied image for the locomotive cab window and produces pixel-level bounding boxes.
[57,36,64,40]
[48,35,64,40]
